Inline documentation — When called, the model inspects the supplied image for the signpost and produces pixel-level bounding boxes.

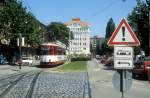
[112,70,132,92]
[107,18,140,98]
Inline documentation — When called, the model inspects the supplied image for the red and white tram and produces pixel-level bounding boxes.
[40,41,66,67]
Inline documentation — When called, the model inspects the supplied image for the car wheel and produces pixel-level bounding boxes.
[132,73,136,78]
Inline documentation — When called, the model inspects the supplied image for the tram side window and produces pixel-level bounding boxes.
[49,47,53,55]
[62,49,66,55]
[57,47,62,55]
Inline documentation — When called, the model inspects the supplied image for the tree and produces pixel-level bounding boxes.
[47,22,73,46]
[24,13,45,47]
[127,0,149,55]
[0,0,44,47]
[0,0,27,42]
[101,18,115,55]
[105,18,115,39]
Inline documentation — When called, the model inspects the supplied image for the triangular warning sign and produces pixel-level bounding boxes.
[107,18,140,46]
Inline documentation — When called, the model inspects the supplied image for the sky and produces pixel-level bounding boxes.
[22,0,137,37]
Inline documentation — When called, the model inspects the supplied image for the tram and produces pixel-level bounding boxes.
[40,41,66,67]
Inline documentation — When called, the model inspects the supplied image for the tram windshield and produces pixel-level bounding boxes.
[41,46,52,55]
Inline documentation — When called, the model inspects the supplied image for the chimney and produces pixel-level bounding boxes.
[72,18,80,21]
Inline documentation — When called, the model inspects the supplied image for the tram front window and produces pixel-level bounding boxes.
[41,49,49,55]
[41,47,52,55]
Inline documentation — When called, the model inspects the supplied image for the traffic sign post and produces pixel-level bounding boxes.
[107,18,140,98]
[112,70,132,98]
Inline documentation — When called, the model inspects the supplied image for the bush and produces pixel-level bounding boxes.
[71,56,91,61]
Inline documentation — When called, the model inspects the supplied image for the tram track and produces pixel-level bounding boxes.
[0,71,36,89]
[0,70,42,98]
[25,71,42,98]
[0,69,41,82]
[0,73,26,98]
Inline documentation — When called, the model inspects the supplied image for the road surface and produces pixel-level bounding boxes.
[0,65,89,98]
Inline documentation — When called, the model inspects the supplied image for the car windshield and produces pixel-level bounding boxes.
[22,57,31,60]
[144,57,150,61]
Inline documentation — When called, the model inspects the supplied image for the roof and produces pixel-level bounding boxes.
[41,41,66,48]
[65,18,90,27]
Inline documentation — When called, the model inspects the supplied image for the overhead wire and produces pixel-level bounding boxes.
[87,0,120,20]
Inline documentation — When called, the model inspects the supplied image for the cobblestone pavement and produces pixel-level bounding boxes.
[0,69,89,98]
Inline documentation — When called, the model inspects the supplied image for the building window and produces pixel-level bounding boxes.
[83,38,86,40]
[73,23,78,27]
[83,48,86,50]
[73,43,77,45]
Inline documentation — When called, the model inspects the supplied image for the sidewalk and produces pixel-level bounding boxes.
[87,59,117,98]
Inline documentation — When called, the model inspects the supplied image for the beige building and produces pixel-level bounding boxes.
[65,18,90,55]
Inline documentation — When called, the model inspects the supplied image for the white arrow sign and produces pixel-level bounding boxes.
[114,59,133,69]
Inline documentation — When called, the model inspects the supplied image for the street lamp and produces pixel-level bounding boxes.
[19,33,22,69]
[18,21,28,69]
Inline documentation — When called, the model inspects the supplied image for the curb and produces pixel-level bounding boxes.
[84,72,91,98]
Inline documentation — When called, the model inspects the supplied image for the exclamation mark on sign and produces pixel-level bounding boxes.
[122,26,125,41]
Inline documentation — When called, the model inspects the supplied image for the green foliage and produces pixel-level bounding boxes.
[57,61,87,72]
[105,18,115,39]
[101,18,115,55]
[101,39,113,55]
[127,0,149,54]
[0,0,44,47]
[134,46,141,55]
[71,57,91,61]
[47,22,73,46]
[0,0,27,40]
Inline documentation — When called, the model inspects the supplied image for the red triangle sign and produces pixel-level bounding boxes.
[107,18,140,46]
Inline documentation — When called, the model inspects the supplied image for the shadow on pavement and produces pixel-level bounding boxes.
[102,66,115,71]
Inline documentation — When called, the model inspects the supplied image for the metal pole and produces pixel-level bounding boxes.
[122,70,124,98]
[19,33,22,69]
[68,31,71,61]
[120,69,124,98]
[149,11,150,53]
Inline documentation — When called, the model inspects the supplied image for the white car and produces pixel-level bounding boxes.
[22,57,33,65]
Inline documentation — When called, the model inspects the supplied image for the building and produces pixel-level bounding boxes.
[90,36,104,57]
[65,18,90,55]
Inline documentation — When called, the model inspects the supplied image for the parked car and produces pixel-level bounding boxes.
[105,57,114,67]
[96,55,100,59]
[132,56,150,78]
[100,56,113,67]
[22,57,33,66]
[100,56,108,64]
